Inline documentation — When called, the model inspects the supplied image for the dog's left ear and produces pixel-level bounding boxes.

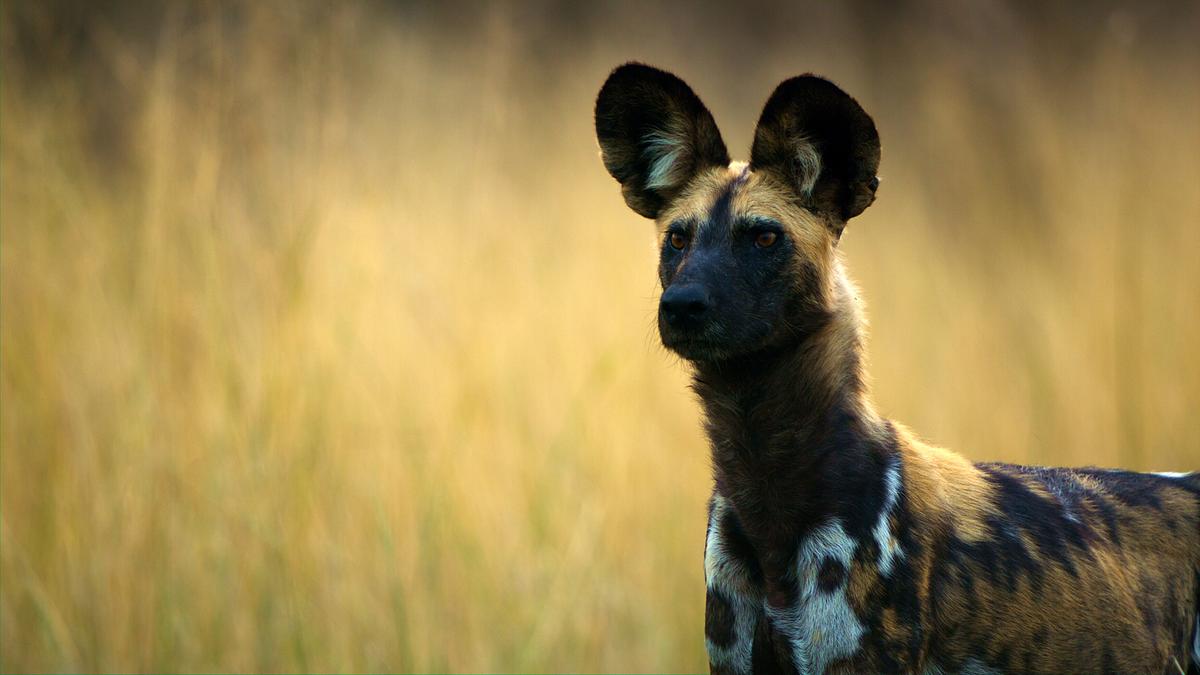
[750,75,880,229]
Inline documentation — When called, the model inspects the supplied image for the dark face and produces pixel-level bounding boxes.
[655,164,835,363]
[594,65,881,361]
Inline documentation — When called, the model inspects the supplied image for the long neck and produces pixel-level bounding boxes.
[693,264,896,580]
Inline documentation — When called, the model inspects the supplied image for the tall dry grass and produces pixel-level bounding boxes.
[1,1,1197,672]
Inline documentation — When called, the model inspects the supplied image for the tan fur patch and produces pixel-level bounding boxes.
[898,428,998,544]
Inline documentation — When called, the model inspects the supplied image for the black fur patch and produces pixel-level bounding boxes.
[719,505,764,587]
[700,167,745,240]
[979,465,1094,575]
[751,615,796,675]
[1100,643,1117,675]
[815,556,846,593]
[1077,468,1168,511]
[705,585,736,648]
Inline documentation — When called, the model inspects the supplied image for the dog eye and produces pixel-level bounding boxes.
[669,232,688,250]
[754,231,778,248]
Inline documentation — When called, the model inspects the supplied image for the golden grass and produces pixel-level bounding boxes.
[1,2,1197,672]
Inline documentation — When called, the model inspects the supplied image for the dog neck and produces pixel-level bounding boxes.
[691,263,896,586]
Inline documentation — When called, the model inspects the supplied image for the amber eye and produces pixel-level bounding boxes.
[755,231,779,248]
[669,232,687,250]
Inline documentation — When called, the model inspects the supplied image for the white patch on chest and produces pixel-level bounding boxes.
[1192,611,1199,669]
[873,454,904,577]
[704,495,761,673]
[767,518,865,675]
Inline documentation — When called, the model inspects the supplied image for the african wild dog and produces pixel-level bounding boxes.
[594,63,1200,675]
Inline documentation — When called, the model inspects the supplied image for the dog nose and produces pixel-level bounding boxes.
[660,284,710,327]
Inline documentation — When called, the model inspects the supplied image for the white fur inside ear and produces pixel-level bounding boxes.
[794,137,821,198]
[642,120,692,191]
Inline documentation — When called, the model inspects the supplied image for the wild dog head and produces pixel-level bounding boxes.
[595,63,880,362]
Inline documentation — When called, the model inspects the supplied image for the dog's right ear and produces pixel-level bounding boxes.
[595,63,730,219]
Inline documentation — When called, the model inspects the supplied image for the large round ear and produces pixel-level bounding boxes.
[595,63,730,219]
[750,75,880,228]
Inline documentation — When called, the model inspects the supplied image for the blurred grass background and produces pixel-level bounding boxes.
[1,1,1197,671]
